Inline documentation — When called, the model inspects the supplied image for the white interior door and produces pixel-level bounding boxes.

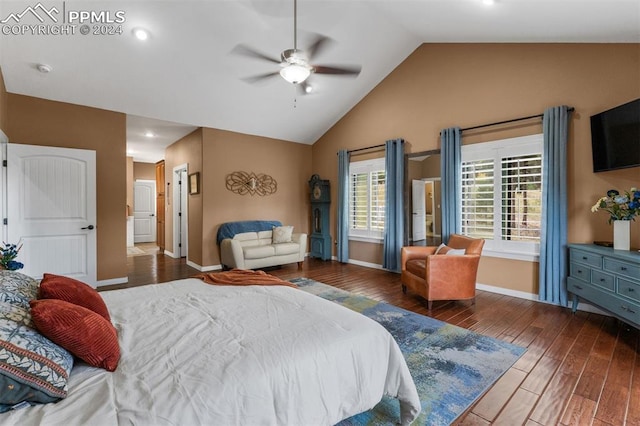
[133,180,156,243]
[7,143,97,286]
[412,179,426,242]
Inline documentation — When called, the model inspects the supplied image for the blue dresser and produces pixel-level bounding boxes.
[568,244,640,329]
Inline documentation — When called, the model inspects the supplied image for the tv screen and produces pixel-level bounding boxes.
[590,98,640,173]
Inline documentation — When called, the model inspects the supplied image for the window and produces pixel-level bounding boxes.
[461,134,543,259]
[349,158,386,241]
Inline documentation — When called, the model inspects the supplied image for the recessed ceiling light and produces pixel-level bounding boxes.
[133,28,149,41]
[305,85,313,94]
[144,131,155,138]
[482,0,495,5]
[36,63,52,73]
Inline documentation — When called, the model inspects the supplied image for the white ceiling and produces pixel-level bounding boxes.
[1,0,639,163]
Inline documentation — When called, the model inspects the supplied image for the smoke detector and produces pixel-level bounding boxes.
[36,64,52,73]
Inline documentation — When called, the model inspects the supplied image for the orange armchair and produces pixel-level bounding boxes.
[400,234,485,310]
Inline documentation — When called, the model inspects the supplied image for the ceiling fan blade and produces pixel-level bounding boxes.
[231,44,281,64]
[306,34,332,61]
[313,65,362,76]
[241,71,281,84]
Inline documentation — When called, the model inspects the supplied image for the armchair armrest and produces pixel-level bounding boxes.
[401,246,438,271]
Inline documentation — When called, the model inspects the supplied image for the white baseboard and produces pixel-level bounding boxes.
[476,282,539,302]
[164,250,176,258]
[335,262,613,317]
[96,277,128,287]
[187,260,222,272]
[330,256,385,271]
[476,282,610,315]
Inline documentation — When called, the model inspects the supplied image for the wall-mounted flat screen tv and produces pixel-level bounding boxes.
[590,98,640,173]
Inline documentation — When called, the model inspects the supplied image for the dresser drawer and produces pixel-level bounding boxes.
[598,294,640,327]
[569,262,591,282]
[618,277,640,303]
[591,270,615,291]
[568,277,603,301]
[604,258,640,281]
[570,249,602,268]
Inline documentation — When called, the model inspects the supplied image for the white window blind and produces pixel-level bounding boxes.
[349,158,386,240]
[461,134,543,258]
[462,158,494,240]
[501,154,542,242]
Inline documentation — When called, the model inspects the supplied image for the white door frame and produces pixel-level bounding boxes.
[172,164,188,259]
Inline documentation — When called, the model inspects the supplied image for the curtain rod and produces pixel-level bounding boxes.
[460,107,575,133]
[337,143,386,155]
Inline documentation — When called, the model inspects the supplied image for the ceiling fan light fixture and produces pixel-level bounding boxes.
[280,63,311,84]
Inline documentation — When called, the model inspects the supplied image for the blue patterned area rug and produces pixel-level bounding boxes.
[291,277,526,426]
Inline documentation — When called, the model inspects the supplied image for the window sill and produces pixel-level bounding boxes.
[349,236,383,244]
[482,249,539,263]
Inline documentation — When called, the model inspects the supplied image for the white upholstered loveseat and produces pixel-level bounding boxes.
[218,220,307,270]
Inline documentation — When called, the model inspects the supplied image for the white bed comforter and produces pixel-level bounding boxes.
[1,279,420,425]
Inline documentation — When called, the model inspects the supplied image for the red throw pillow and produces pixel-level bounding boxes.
[39,273,111,321]
[30,299,120,371]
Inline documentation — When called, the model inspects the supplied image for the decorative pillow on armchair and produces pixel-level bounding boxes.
[272,225,294,244]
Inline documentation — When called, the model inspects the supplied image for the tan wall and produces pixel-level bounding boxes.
[312,43,640,295]
[5,93,127,281]
[134,162,156,181]
[164,129,203,263]
[126,157,134,215]
[201,128,313,267]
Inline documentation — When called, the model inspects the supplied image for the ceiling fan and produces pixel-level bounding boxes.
[231,0,361,93]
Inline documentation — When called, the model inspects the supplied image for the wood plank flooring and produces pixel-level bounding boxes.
[116,253,639,425]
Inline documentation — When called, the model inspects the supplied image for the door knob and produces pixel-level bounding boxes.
[81,225,95,230]
[150,214,155,217]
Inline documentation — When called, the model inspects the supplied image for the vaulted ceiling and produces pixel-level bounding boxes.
[1,1,638,162]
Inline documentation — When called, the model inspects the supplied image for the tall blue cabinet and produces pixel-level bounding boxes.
[309,174,331,260]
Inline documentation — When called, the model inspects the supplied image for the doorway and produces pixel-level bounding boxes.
[405,150,442,247]
[172,164,188,258]
[133,180,157,243]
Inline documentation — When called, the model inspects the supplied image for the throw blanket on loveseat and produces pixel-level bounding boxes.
[216,220,282,245]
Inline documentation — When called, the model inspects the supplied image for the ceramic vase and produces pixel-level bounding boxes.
[613,220,630,251]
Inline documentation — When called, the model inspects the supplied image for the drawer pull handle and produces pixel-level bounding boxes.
[600,278,605,282]
[582,256,588,260]
[629,288,635,292]
[577,270,583,274]
[621,267,628,271]
[575,285,583,290]
[621,306,636,314]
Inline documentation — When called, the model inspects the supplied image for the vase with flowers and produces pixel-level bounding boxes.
[591,188,640,250]
[0,242,24,271]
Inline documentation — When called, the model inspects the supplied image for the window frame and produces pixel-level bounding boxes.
[348,157,386,243]
[461,134,544,261]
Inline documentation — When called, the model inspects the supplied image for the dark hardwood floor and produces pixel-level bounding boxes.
[114,252,639,425]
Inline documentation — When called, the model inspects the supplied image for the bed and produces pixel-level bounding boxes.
[1,276,421,425]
